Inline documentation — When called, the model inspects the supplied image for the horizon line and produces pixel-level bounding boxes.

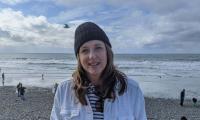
[0,52,200,54]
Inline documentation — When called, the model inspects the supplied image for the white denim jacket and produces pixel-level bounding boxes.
[50,78,147,120]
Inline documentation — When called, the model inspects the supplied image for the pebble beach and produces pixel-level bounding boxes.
[0,86,200,120]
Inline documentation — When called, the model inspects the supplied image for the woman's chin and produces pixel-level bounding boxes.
[88,71,101,77]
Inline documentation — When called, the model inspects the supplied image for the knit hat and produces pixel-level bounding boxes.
[74,22,111,56]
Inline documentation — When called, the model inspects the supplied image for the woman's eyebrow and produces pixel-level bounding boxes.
[80,46,88,49]
[81,43,103,48]
[95,43,103,46]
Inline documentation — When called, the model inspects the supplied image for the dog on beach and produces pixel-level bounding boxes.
[192,97,197,106]
[181,116,187,120]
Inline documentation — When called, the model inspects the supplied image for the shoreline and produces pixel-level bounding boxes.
[0,86,200,120]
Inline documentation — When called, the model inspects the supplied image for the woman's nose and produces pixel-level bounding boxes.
[89,50,96,59]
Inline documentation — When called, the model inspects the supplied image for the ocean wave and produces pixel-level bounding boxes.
[27,62,67,65]
[15,58,28,60]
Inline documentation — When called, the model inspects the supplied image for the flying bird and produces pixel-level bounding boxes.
[64,24,70,28]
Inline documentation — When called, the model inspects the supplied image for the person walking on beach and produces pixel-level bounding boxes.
[52,83,58,94]
[20,86,26,101]
[16,82,22,97]
[2,72,5,86]
[42,74,44,80]
[50,22,147,120]
[180,89,185,106]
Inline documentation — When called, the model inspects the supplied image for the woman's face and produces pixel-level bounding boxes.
[79,40,107,80]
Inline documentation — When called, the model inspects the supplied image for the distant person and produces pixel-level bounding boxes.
[52,83,58,94]
[180,89,185,106]
[16,82,22,97]
[20,86,26,101]
[42,74,44,80]
[181,116,187,120]
[2,72,5,86]
[50,22,147,119]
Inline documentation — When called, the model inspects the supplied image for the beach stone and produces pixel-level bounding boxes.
[1,86,200,120]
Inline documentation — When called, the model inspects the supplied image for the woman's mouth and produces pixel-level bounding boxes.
[88,62,100,67]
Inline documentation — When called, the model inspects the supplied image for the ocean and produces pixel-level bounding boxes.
[0,53,200,99]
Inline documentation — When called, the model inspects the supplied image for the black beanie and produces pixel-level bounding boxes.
[74,22,111,56]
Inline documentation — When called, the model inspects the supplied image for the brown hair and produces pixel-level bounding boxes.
[72,44,127,105]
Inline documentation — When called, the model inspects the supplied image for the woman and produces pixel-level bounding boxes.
[50,22,147,120]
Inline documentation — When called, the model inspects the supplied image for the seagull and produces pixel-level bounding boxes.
[64,24,70,28]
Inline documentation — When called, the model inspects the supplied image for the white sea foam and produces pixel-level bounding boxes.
[0,53,200,99]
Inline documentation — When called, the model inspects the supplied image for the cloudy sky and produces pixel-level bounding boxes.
[0,0,200,53]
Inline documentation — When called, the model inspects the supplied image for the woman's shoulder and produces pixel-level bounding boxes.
[126,77,140,90]
[58,79,74,90]
[59,79,73,85]
[125,78,144,97]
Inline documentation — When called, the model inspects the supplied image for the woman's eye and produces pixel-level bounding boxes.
[81,49,88,53]
[96,47,102,50]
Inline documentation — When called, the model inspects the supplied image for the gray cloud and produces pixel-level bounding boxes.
[0,8,75,50]
[0,28,10,38]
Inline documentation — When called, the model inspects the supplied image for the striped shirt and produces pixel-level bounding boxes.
[87,84,104,120]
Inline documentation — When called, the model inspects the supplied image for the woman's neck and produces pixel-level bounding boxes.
[88,75,102,86]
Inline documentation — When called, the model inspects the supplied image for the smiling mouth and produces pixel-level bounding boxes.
[88,62,100,66]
